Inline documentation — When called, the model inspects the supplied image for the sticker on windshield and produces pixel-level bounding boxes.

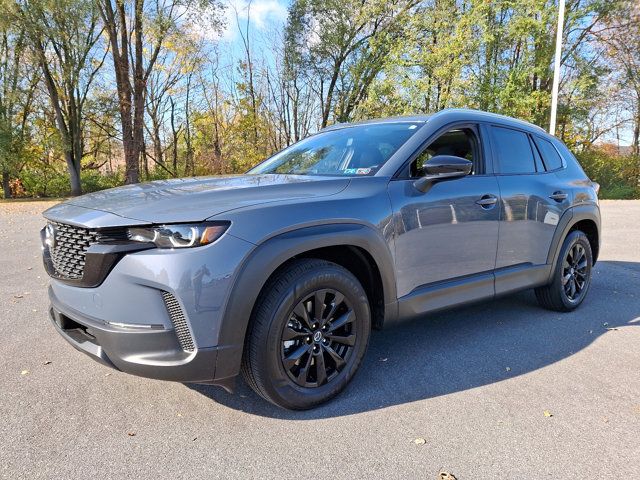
[344,168,358,175]
[356,168,372,175]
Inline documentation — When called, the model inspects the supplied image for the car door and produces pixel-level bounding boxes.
[489,125,570,292]
[387,124,500,300]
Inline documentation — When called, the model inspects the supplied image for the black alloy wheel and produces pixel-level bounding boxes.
[535,230,593,312]
[281,289,356,388]
[242,258,371,410]
[562,243,589,301]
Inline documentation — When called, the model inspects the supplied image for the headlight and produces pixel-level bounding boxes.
[128,222,230,249]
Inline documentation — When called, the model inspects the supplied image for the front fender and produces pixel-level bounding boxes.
[213,223,397,381]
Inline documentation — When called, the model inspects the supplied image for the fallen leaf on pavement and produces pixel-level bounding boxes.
[20,369,29,375]
[543,410,553,417]
[43,360,51,365]
[413,437,426,445]
[439,470,457,480]
[14,294,23,299]
[127,432,136,437]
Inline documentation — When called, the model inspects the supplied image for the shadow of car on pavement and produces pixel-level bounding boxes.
[187,260,640,419]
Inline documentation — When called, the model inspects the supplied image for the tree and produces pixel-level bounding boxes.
[11,0,105,196]
[283,0,417,129]
[0,20,38,198]
[99,0,216,183]
[598,1,640,155]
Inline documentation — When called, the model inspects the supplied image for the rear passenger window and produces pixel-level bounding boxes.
[533,137,563,171]
[491,126,536,174]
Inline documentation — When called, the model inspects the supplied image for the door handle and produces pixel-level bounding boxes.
[476,194,498,208]
[549,191,568,202]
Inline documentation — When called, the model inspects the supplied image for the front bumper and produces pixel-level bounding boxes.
[45,231,255,388]
[49,291,220,382]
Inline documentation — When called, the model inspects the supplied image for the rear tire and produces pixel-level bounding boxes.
[242,258,371,410]
[535,230,593,312]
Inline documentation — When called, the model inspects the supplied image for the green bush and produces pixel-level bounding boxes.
[20,168,70,197]
[19,168,124,197]
[7,149,639,200]
[575,149,640,200]
[80,170,123,193]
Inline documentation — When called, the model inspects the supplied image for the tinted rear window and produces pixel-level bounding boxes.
[534,137,563,171]
[491,126,536,174]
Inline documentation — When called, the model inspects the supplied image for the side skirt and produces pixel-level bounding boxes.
[494,263,551,297]
[393,263,552,324]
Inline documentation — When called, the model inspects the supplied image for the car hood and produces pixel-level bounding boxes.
[44,174,350,226]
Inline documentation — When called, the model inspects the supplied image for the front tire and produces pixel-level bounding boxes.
[242,259,371,410]
[535,230,593,312]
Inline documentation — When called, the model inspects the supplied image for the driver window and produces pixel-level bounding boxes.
[411,128,481,177]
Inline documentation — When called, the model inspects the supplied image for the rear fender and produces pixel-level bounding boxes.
[545,204,601,283]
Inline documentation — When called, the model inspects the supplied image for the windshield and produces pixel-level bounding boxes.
[248,122,423,176]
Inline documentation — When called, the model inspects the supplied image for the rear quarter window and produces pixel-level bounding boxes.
[534,136,564,171]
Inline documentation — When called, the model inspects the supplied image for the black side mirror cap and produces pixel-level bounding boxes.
[413,155,472,193]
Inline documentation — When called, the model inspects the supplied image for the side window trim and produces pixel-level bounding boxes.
[393,122,486,179]
[528,133,547,172]
[478,123,496,175]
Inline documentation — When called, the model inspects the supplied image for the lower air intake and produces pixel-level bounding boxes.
[161,292,195,352]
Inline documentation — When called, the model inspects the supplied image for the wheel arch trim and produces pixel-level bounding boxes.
[213,223,397,380]
[546,204,601,281]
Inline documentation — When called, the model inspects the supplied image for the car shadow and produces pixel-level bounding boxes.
[187,260,640,419]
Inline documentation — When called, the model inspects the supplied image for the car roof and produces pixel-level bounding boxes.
[321,108,548,136]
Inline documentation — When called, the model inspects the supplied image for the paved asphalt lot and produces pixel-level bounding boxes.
[1,200,639,479]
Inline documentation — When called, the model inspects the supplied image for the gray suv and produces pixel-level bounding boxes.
[41,109,601,409]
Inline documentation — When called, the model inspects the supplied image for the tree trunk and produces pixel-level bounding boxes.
[633,101,640,157]
[36,41,82,196]
[66,153,82,197]
[101,0,141,185]
[170,96,178,175]
[2,170,11,199]
[185,74,193,176]
[150,112,164,167]
[130,0,145,184]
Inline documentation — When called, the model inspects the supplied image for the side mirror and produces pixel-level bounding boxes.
[413,155,472,193]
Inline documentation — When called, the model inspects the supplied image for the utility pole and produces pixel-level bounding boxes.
[549,0,566,135]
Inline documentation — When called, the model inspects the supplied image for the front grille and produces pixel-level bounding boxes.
[161,292,195,352]
[49,222,99,279]
[47,222,129,280]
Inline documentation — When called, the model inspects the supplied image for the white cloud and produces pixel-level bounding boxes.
[177,0,288,44]
[222,0,288,40]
